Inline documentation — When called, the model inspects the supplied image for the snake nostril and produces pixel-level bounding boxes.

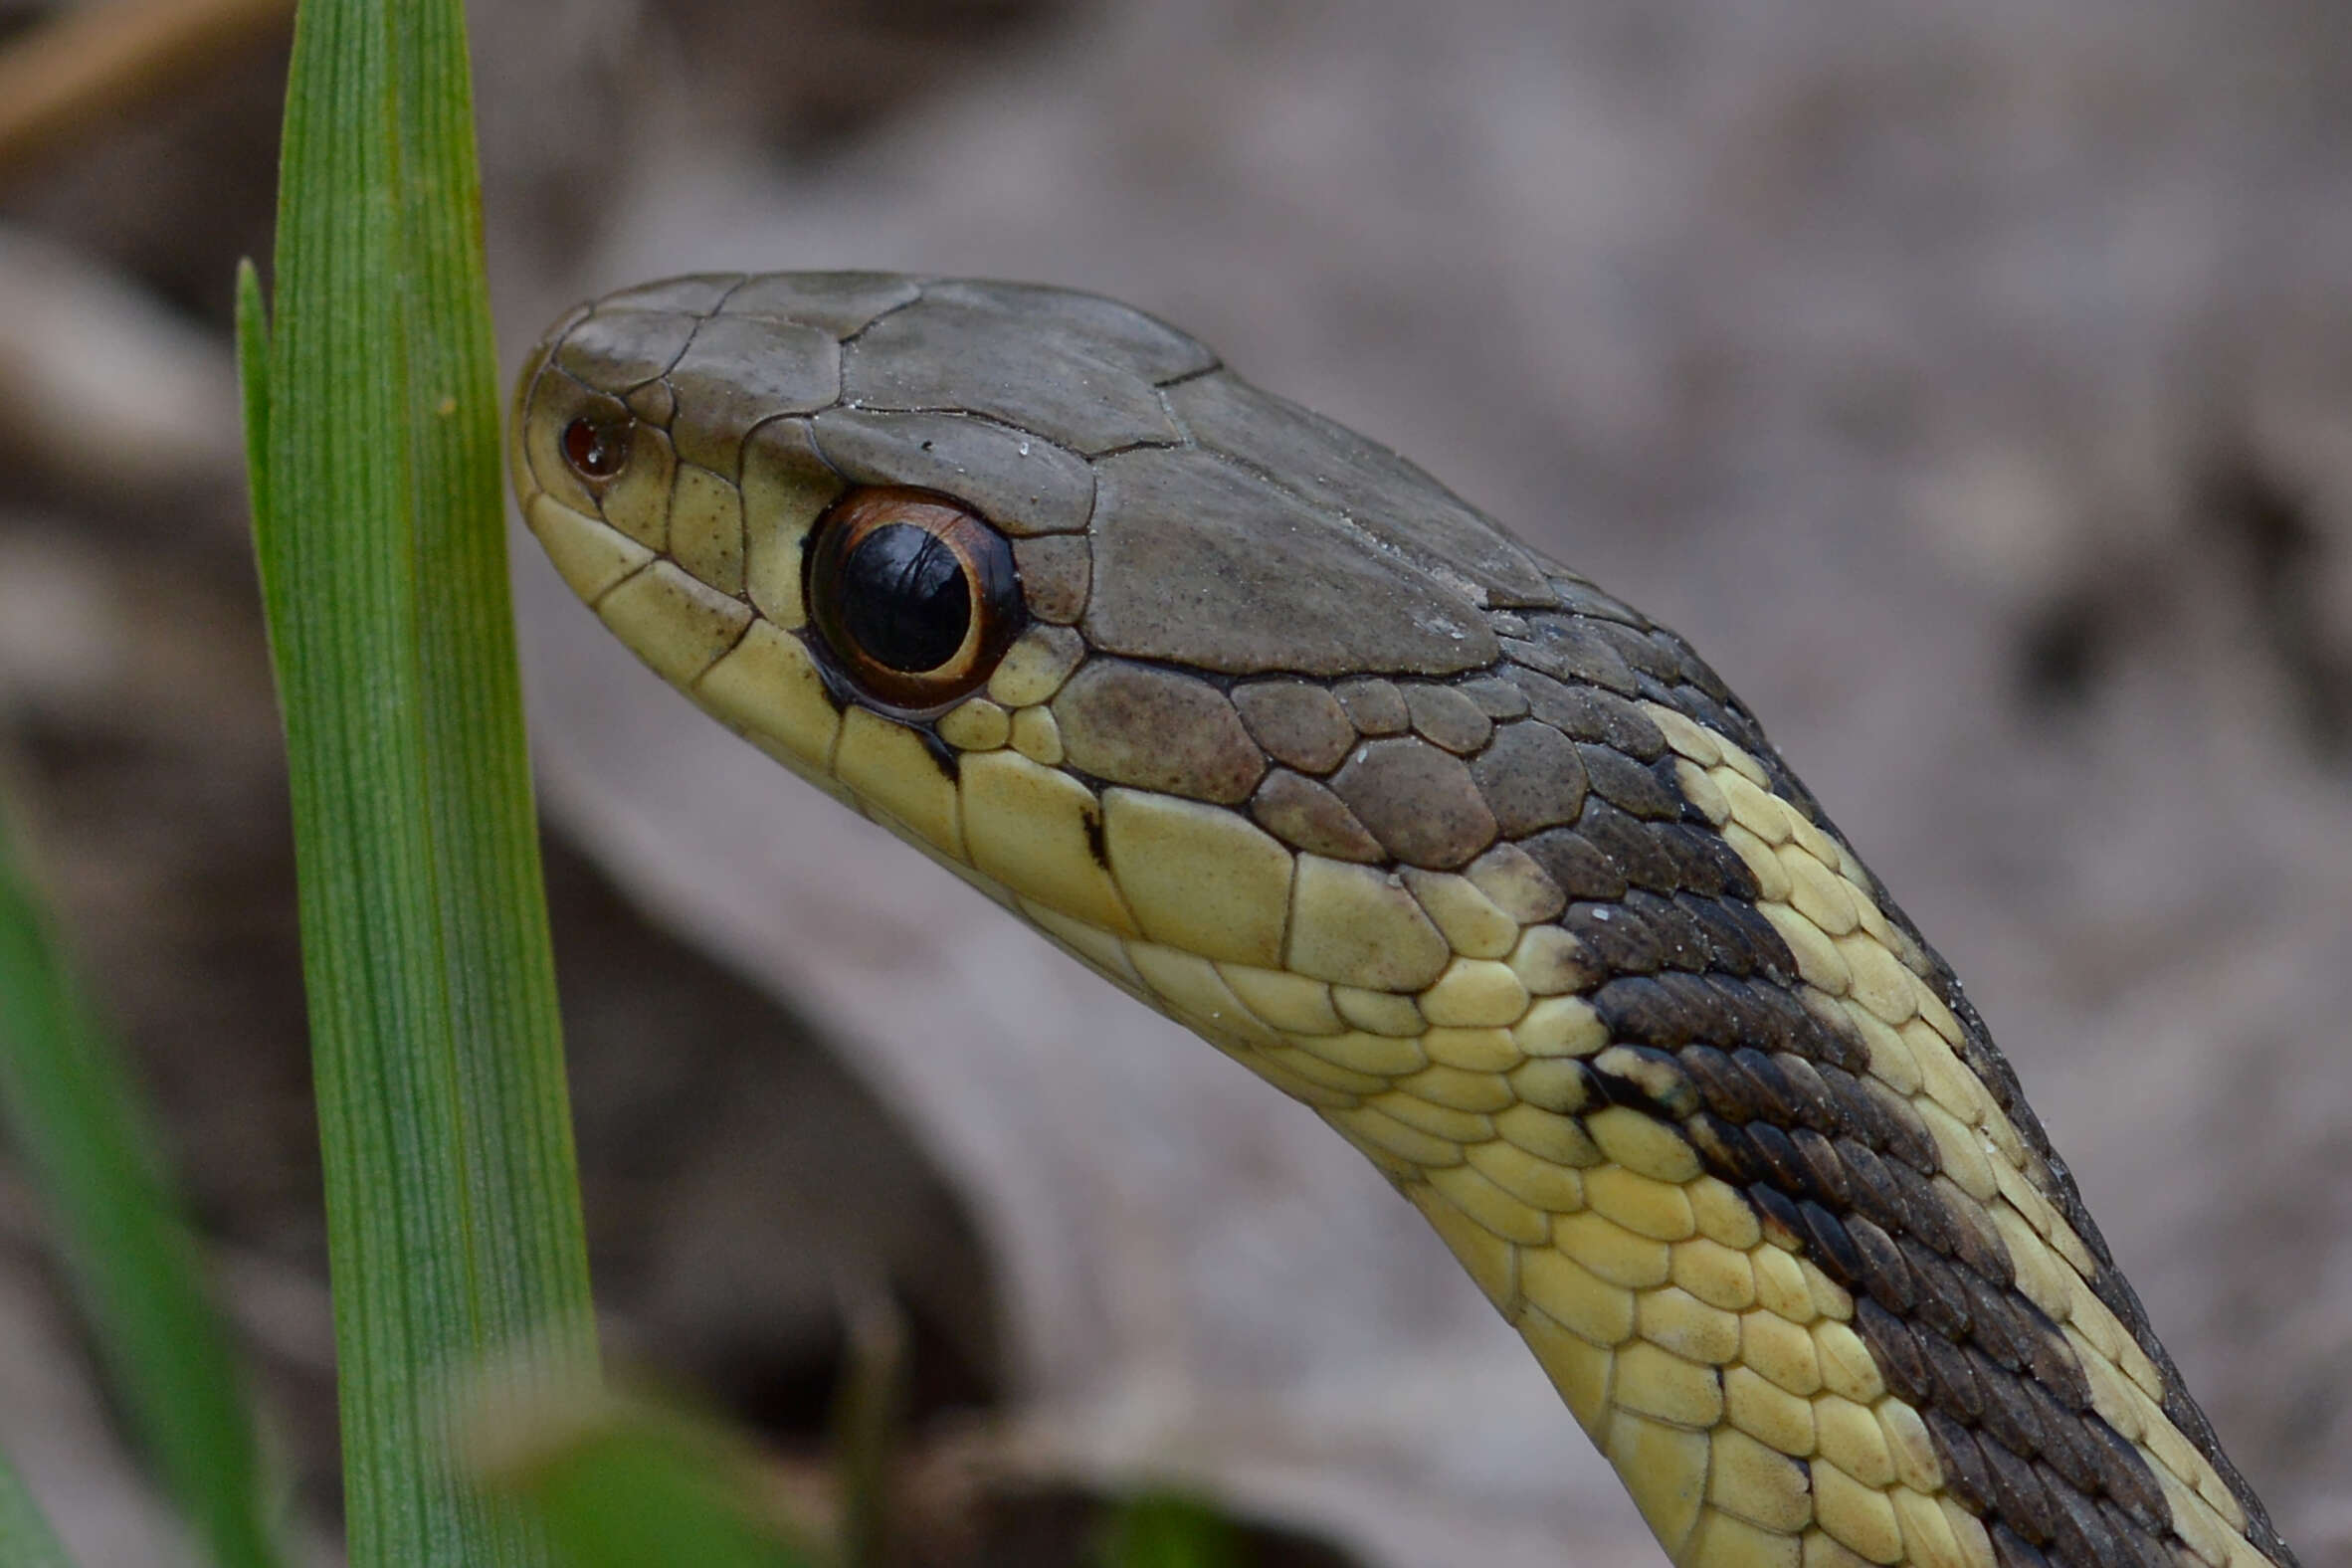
[561,415,632,481]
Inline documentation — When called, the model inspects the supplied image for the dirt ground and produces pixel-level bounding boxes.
[0,2,2345,1564]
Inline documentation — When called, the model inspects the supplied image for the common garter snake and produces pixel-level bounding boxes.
[510,273,2297,1568]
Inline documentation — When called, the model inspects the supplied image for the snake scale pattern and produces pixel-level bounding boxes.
[509,273,2296,1568]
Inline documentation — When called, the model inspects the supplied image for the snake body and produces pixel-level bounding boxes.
[510,273,2295,1568]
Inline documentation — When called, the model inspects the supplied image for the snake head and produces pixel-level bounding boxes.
[510,268,1576,869]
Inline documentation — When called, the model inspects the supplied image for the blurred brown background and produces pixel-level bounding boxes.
[0,1,2346,1564]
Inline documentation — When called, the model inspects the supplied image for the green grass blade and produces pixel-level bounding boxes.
[481,1398,817,1568]
[1096,1491,1246,1568]
[0,1442,79,1568]
[0,797,282,1568]
[251,0,596,1562]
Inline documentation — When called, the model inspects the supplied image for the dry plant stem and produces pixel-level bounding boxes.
[0,0,293,187]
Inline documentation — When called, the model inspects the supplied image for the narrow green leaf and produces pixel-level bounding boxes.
[483,1399,816,1568]
[235,258,271,570]
[1097,1491,1247,1568]
[0,800,282,1568]
[255,0,596,1562]
[0,1442,78,1568]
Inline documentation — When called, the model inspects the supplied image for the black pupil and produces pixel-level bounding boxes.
[838,523,972,673]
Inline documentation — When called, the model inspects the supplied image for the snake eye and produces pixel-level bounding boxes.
[562,414,632,481]
[807,487,1025,711]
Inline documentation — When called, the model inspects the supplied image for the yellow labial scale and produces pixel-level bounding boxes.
[669,462,746,595]
[1716,770,1796,845]
[1010,704,1064,765]
[1218,964,1345,1036]
[1726,1365,1819,1456]
[1689,1177,1764,1251]
[1419,957,1531,1026]
[1404,1181,1518,1308]
[1810,1463,1903,1566]
[1637,1285,1741,1363]
[1803,1527,1878,1568]
[1401,1062,1517,1114]
[1554,1210,1672,1289]
[1495,1102,1605,1166]
[1322,1102,1463,1168]
[1102,789,1293,967]
[1515,995,1608,1056]
[836,708,964,858]
[1465,845,1565,922]
[1780,847,1861,936]
[1874,1398,1942,1493]
[1812,1321,1885,1405]
[1607,1409,1710,1555]
[1426,1161,1551,1246]
[1613,1339,1724,1428]
[1287,857,1453,992]
[1640,701,1725,767]
[1752,1246,1819,1323]
[1466,1139,1587,1211]
[527,494,653,600]
[1401,869,1521,958]
[1522,1247,1636,1345]
[1720,821,1793,901]
[1813,1395,1894,1487]
[1370,1087,1492,1143]
[1587,1105,1703,1183]
[986,626,1085,706]
[1938,1498,1997,1568]
[1916,1098,1998,1202]
[1518,1303,1616,1439]
[1238,1052,1361,1109]
[693,621,840,773]
[1687,1505,1802,1568]
[748,732,858,805]
[1126,943,1283,1050]
[1022,900,1145,990]
[937,697,1010,751]
[596,559,752,686]
[1261,1045,1389,1095]
[1508,924,1596,996]
[1843,1004,1923,1095]
[959,750,1137,934]
[1743,1306,1825,1396]
[1721,1439,1806,1532]
[1292,1029,1425,1077]
[1708,1428,1814,1534]
[1671,1237,1758,1311]
[1758,902,1853,994]
[1673,757,1733,827]
[1332,986,1425,1037]
[1890,1485,1975,1568]
[1423,1026,1521,1072]
[1585,1164,1697,1242]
